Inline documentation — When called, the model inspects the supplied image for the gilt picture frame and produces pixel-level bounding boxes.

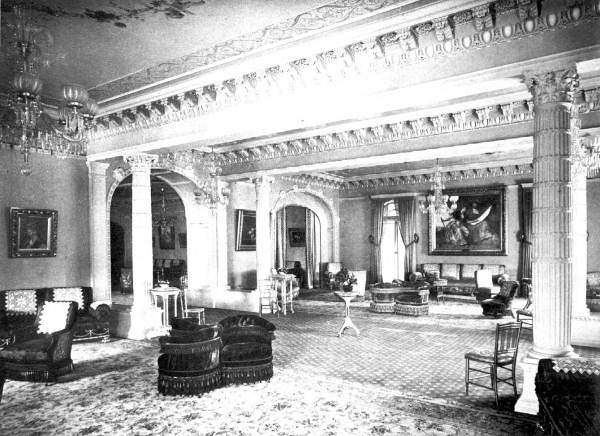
[428,187,506,256]
[235,209,256,251]
[288,228,306,247]
[9,208,58,258]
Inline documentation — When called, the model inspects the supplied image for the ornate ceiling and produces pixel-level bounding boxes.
[3,0,600,190]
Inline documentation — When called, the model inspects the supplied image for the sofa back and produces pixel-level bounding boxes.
[420,263,506,281]
[0,287,94,323]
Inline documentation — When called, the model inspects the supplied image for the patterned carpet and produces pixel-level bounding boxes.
[4,292,590,435]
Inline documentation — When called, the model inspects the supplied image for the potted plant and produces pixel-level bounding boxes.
[334,267,357,292]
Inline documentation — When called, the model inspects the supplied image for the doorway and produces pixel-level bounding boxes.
[274,205,322,289]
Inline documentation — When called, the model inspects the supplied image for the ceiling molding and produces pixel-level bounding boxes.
[90,0,600,129]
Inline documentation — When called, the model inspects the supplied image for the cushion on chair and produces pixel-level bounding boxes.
[475,269,493,288]
[37,301,72,334]
[5,290,37,315]
[464,349,515,365]
[422,263,441,277]
[0,336,54,362]
[441,264,459,280]
[461,264,481,280]
[218,314,275,332]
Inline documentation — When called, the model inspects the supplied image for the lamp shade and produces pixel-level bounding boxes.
[12,72,43,98]
[62,84,88,108]
[81,99,99,118]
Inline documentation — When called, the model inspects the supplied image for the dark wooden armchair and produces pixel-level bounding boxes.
[0,301,78,403]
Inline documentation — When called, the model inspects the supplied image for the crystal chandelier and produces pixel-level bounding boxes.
[0,3,97,175]
[153,188,177,228]
[193,150,230,209]
[419,160,459,215]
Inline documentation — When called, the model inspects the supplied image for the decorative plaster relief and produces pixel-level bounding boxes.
[90,1,600,145]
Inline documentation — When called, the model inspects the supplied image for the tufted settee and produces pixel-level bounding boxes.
[419,263,508,301]
[587,272,600,312]
[0,287,111,343]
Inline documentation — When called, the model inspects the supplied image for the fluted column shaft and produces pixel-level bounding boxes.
[87,161,111,302]
[531,98,575,356]
[516,68,579,415]
[125,153,163,339]
[255,176,273,299]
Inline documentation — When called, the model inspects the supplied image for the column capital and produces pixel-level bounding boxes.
[573,134,600,175]
[86,161,110,175]
[526,68,579,106]
[124,153,158,171]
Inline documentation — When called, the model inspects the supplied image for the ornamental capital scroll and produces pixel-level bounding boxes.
[571,135,600,176]
[526,68,579,106]
[123,153,158,171]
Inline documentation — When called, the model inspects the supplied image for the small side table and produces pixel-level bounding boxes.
[334,291,360,337]
[151,286,181,328]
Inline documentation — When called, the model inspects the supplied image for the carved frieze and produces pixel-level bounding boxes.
[90,2,600,144]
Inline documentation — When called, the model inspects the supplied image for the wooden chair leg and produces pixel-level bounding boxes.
[512,362,518,397]
[492,364,499,408]
[0,372,5,404]
[465,358,469,395]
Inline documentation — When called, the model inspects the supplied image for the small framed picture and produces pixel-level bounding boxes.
[9,208,58,258]
[235,209,256,251]
[158,225,175,250]
[288,228,306,247]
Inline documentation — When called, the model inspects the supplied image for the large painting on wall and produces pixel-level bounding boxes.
[429,187,506,256]
[158,225,175,250]
[9,208,58,258]
[235,209,256,251]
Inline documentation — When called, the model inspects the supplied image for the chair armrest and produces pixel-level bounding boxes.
[11,324,40,343]
[88,304,111,322]
[48,330,74,362]
[475,287,492,301]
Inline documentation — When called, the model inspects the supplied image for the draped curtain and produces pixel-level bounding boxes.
[275,208,287,270]
[305,209,321,288]
[519,187,533,281]
[396,197,418,280]
[369,200,385,284]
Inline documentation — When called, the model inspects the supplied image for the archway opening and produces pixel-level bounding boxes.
[273,205,322,289]
[109,172,188,305]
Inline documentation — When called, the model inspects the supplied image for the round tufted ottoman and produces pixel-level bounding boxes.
[394,288,430,316]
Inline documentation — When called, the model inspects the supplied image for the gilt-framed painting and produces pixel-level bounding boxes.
[288,228,306,247]
[235,209,256,251]
[428,187,506,256]
[9,208,58,258]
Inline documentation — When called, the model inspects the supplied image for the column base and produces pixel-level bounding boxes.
[515,348,579,415]
[127,303,167,340]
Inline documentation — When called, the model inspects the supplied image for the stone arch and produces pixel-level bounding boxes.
[270,186,339,263]
[106,161,220,299]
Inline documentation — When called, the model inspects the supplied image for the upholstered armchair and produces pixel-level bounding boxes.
[157,322,222,396]
[0,301,78,403]
[218,314,276,385]
[474,270,509,302]
[480,280,520,317]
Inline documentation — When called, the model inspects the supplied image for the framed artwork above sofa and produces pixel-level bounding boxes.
[428,187,506,256]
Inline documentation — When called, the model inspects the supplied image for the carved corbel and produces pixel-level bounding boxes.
[472,4,494,31]
[432,17,454,41]
[136,104,151,121]
[121,109,136,125]
[108,113,123,128]
[222,79,237,97]
[150,100,166,118]
[202,85,217,102]
[165,96,181,113]
[517,0,539,21]
[183,90,199,107]
[397,28,418,51]
[346,41,376,70]
[95,117,109,130]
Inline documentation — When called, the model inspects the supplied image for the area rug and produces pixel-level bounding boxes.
[0,337,537,436]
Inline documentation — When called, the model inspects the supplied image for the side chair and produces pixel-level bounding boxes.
[464,321,523,408]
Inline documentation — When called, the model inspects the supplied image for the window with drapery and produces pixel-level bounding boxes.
[380,200,405,283]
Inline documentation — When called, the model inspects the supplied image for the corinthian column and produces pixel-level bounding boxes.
[515,68,579,414]
[124,153,164,339]
[254,176,273,308]
[87,161,111,302]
